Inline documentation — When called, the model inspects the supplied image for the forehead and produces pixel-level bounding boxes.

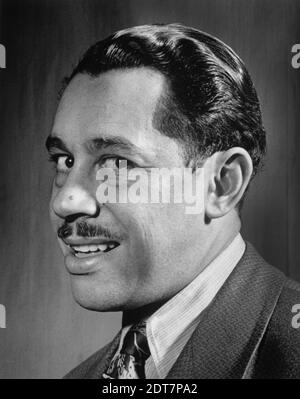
[52,68,167,149]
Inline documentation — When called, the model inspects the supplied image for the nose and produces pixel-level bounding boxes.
[52,178,100,219]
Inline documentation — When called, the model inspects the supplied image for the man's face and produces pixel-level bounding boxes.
[49,68,207,311]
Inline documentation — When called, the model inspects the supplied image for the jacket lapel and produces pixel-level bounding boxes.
[167,243,286,379]
[86,331,122,379]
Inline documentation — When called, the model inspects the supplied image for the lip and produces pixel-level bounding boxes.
[62,237,120,246]
[61,236,122,275]
[64,243,122,275]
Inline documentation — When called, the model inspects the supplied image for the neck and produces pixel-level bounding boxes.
[200,212,241,272]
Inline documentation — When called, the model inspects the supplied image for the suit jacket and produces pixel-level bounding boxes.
[64,242,300,379]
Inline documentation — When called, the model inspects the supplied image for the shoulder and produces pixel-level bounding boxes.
[272,276,300,326]
[254,274,300,378]
[239,243,300,377]
[270,277,300,339]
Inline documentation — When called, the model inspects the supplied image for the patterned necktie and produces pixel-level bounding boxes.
[103,322,150,379]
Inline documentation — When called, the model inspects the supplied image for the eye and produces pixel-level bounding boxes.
[49,154,74,172]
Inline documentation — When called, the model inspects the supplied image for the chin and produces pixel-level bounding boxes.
[69,274,130,312]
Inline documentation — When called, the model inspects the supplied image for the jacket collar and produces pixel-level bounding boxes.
[87,330,122,379]
[166,242,286,378]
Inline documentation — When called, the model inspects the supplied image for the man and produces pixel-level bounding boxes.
[46,23,300,378]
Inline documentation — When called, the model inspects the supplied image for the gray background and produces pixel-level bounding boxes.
[0,0,299,378]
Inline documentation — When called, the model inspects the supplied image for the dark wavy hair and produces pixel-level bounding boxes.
[63,23,266,181]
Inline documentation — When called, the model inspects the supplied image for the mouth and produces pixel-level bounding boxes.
[70,242,120,258]
[60,236,123,275]
[61,236,121,258]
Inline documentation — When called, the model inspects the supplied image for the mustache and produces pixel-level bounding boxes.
[57,221,123,241]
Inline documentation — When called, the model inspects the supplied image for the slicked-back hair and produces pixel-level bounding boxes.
[64,23,266,180]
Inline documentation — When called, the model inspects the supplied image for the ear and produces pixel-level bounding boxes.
[205,147,253,219]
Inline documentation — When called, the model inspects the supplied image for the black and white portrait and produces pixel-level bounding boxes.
[0,0,300,381]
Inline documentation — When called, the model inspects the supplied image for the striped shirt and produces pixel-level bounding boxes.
[113,233,245,379]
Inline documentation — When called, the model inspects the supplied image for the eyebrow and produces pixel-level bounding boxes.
[45,134,145,156]
[86,136,143,155]
[45,136,70,153]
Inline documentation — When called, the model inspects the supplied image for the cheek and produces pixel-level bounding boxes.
[108,203,156,269]
[142,203,202,262]
[113,201,193,247]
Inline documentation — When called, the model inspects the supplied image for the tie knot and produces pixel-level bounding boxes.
[120,322,150,360]
[103,322,150,379]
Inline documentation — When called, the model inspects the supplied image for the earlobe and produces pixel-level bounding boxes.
[205,148,253,219]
